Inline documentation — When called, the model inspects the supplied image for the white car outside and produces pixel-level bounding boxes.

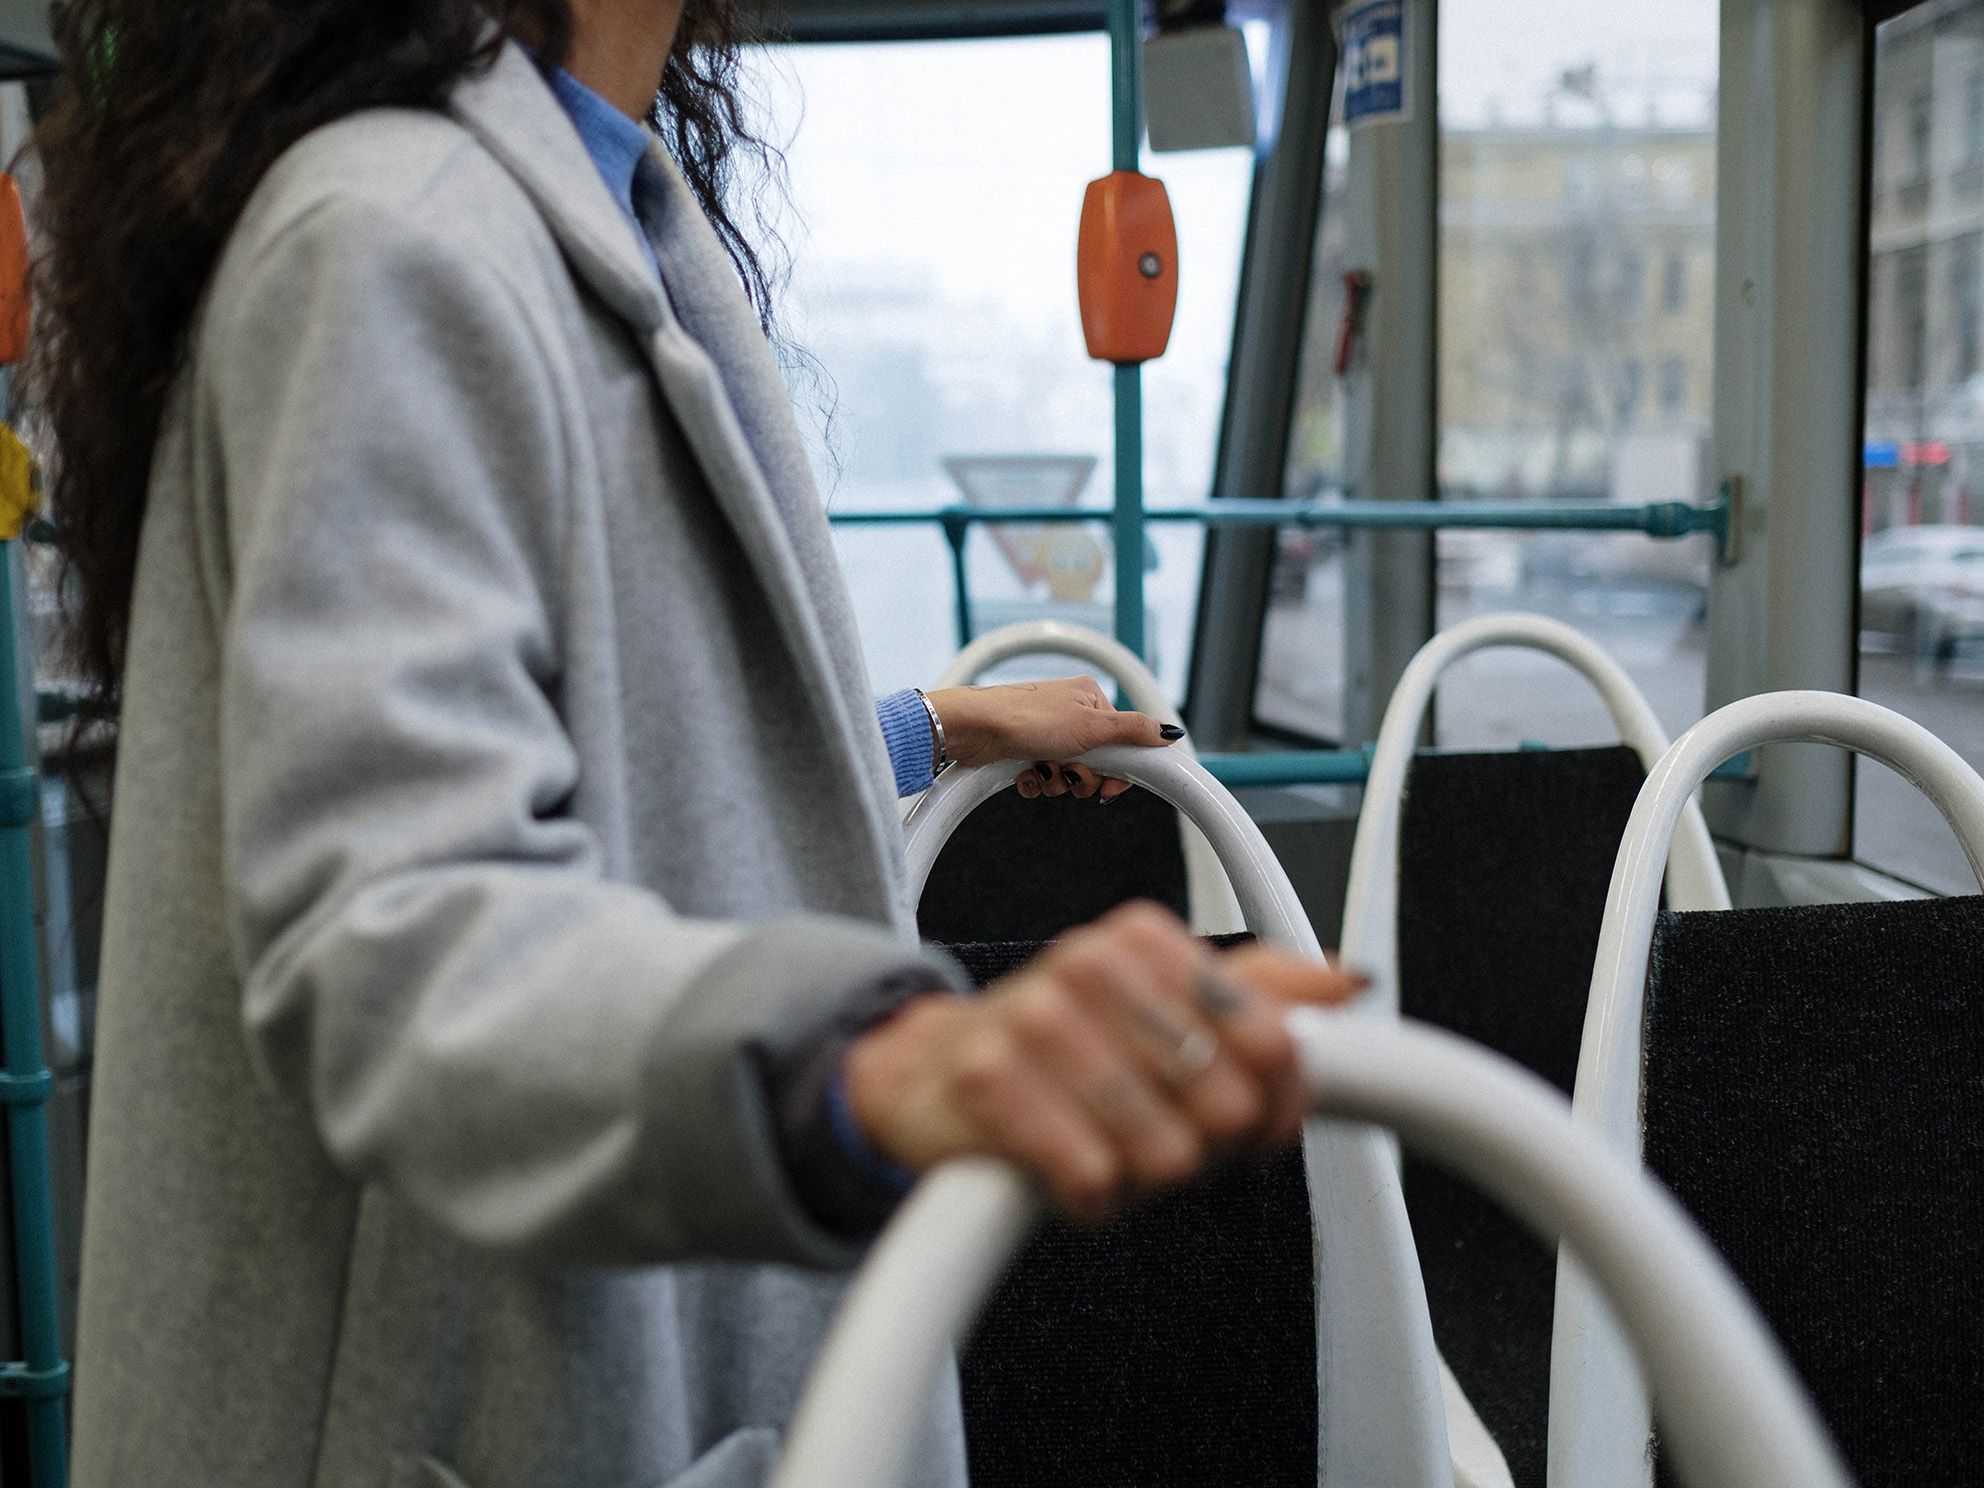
[1860,523,1984,660]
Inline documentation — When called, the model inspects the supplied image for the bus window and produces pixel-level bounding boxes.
[760,34,1256,699]
[1859,1,1984,895]
[1433,0,1718,748]
[1255,89,1350,743]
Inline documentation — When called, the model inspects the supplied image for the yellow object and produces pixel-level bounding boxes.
[0,422,40,540]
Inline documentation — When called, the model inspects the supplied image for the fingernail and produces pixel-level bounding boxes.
[1158,725,1186,740]
[1098,791,1120,805]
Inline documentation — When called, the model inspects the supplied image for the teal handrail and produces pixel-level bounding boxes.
[1107,0,1146,659]
[1199,747,1756,790]
[0,541,70,1487]
[828,492,1729,648]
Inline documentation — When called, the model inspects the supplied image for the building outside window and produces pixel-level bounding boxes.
[1662,250,1688,313]
[1910,92,1934,179]
[1261,1,1720,747]
[1860,0,1984,895]
[1659,356,1687,415]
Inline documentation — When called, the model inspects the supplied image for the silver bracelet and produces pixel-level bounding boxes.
[913,688,950,775]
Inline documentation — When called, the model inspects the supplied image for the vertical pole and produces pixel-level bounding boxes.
[0,538,67,1486]
[941,514,976,649]
[1108,0,1148,660]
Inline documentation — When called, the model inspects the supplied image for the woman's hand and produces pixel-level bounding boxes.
[924,677,1183,802]
[843,902,1364,1221]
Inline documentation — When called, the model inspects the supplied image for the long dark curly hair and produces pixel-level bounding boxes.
[31,0,787,716]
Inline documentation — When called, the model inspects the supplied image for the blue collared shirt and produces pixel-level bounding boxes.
[548,68,939,799]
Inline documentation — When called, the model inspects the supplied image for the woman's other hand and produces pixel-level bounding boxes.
[924,677,1183,802]
[842,903,1364,1221]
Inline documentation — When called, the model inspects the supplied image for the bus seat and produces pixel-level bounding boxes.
[1643,892,1984,1487]
[1340,612,1727,1487]
[1396,744,1649,1487]
[904,747,1452,1488]
[1554,689,1984,1488]
[769,1015,1853,1488]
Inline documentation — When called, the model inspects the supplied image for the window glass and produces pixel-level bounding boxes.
[1255,91,1350,742]
[758,35,1256,700]
[1859,3,1984,895]
[1433,1,1718,749]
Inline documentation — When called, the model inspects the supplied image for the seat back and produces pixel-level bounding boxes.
[1397,743,1649,1485]
[940,935,1317,1488]
[1342,614,1726,1486]
[1643,894,1984,1488]
[769,1017,1854,1488]
[905,748,1453,1488]
[1554,690,1984,1488]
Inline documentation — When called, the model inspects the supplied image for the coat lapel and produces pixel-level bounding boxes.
[448,43,910,920]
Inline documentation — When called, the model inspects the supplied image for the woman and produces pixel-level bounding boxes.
[34,3,1358,1487]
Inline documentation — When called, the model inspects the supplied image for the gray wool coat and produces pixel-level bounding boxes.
[71,41,971,1488]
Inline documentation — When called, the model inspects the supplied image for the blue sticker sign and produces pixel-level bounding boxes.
[1340,0,1408,127]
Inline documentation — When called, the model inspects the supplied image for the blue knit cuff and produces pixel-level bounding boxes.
[875,689,938,797]
[823,1067,918,1202]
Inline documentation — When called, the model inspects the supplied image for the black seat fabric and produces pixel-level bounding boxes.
[1395,744,1649,1487]
[1644,894,1984,1488]
[941,936,1317,1488]
[917,786,1188,944]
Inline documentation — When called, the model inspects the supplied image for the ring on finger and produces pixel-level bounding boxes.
[1125,1001,1217,1089]
[1160,1027,1218,1089]
[1193,969,1253,1021]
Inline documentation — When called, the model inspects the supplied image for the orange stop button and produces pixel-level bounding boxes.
[1077,171,1179,366]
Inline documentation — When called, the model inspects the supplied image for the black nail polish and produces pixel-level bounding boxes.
[1158,724,1186,740]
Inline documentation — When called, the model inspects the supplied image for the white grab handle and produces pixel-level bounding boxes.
[906,746,1311,952]
[1549,690,1984,1488]
[1341,612,1729,1016]
[931,621,1245,934]
[936,619,1179,723]
[769,1016,1852,1488]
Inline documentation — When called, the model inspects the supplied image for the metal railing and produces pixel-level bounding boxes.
[827,491,1730,654]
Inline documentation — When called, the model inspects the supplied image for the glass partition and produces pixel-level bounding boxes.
[1859,1,1984,895]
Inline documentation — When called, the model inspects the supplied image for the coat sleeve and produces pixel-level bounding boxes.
[204,192,959,1269]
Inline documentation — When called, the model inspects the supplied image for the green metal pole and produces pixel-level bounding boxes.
[1108,0,1147,660]
[0,542,69,1487]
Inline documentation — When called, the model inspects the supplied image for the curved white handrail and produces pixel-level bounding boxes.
[907,746,1307,950]
[1548,690,1984,1488]
[904,745,1454,1488]
[931,621,1245,934]
[769,1016,1853,1488]
[936,619,1179,722]
[1341,613,1730,1016]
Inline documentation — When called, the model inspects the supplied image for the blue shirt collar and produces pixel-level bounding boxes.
[546,68,651,214]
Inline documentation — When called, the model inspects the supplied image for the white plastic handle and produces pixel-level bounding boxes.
[1550,690,1984,1488]
[905,745,1311,953]
[929,621,1246,935]
[1342,612,1730,1016]
[935,620,1180,724]
[769,1016,1853,1488]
